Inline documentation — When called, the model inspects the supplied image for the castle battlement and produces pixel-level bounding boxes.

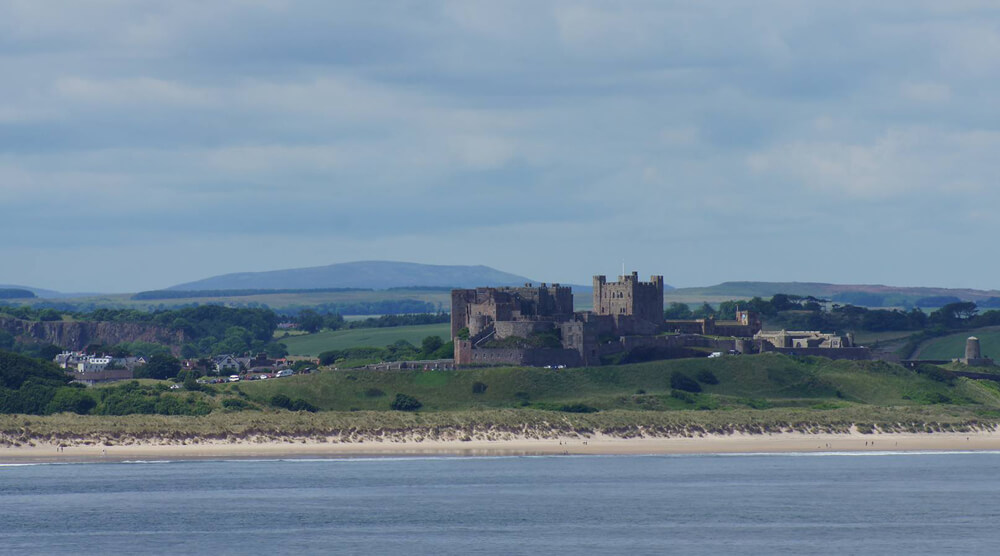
[593,271,664,323]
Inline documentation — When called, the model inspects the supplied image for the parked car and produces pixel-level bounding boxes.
[275,369,294,378]
[228,375,241,382]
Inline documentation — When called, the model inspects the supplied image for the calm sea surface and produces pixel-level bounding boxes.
[2,452,1000,555]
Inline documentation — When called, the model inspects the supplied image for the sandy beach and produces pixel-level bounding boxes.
[3,430,1000,463]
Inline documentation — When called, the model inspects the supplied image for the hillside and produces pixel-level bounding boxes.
[238,353,1000,414]
[168,261,537,291]
[916,327,1000,361]
[667,281,1000,307]
[279,323,451,356]
[0,285,70,299]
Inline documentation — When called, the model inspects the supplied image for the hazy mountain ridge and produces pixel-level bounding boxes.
[668,281,1000,305]
[167,261,539,291]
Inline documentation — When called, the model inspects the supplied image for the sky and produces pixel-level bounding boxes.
[3,1,1000,293]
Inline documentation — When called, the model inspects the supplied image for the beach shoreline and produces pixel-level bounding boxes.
[3,430,1000,463]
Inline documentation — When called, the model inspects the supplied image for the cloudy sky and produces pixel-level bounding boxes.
[3,1,1000,292]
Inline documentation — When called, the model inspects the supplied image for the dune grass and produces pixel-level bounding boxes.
[7,354,1000,445]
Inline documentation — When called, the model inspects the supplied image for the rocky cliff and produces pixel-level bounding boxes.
[0,317,185,352]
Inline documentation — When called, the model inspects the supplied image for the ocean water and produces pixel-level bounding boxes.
[2,452,1000,555]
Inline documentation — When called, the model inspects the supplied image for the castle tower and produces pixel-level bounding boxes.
[966,337,982,361]
[592,271,664,324]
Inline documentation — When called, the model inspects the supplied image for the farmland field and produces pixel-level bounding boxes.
[916,327,1000,360]
[278,323,451,356]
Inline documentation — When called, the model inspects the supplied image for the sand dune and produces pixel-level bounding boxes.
[3,429,999,463]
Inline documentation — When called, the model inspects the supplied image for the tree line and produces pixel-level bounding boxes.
[666,294,999,334]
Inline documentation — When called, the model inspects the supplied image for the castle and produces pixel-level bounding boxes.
[452,271,761,367]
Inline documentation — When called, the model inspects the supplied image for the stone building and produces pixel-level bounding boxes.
[594,272,664,323]
[450,283,574,339]
[755,330,854,349]
[961,336,994,366]
[453,271,713,367]
[665,310,761,337]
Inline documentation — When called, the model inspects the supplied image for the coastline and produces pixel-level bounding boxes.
[4,430,1000,463]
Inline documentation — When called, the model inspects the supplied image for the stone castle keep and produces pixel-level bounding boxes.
[452,272,762,367]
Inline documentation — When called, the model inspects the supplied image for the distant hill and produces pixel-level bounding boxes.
[167,261,540,291]
[0,284,69,299]
[0,288,36,300]
[667,281,1000,307]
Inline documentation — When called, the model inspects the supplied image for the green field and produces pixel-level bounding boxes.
[237,353,1000,413]
[15,289,453,314]
[278,323,451,356]
[917,327,1000,360]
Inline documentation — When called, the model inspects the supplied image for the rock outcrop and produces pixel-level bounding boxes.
[0,317,185,352]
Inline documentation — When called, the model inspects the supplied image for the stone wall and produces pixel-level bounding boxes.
[461,346,582,367]
[494,320,556,340]
[760,345,875,361]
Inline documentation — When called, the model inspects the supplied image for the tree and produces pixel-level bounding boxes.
[323,313,346,331]
[421,335,444,356]
[692,303,716,319]
[664,302,693,320]
[46,387,96,415]
[38,309,62,322]
[770,294,798,312]
[930,302,978,328]
[138,354,181,380]
[298,310,324,334]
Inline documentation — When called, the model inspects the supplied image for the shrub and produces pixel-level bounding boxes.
[222,398,254,410]
[471,382,488,394]
[671,390,696,404]
[270,394,292,409]
[318,351,338,365]
[390,393,422,411]
[45,388,97,415]
[289,398,318,412]
[558,403,598,413]
[696,369,719,385]
[670,371,702,393]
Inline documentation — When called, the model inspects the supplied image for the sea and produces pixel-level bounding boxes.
[2,452,1000,555]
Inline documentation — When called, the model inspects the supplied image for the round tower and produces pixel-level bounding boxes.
[965,336,982,362]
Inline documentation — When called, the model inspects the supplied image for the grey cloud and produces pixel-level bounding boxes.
[3,2,1000,291]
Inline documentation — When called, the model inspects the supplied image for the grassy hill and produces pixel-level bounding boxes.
[237,353,1000,414]
[278,323,451,356]
[666,281,1000,307]
[6,354,1000,442]
[916,327,1000,360]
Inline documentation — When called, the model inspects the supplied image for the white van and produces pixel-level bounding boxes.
[228,375,241,382]
[275,369,294,378]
